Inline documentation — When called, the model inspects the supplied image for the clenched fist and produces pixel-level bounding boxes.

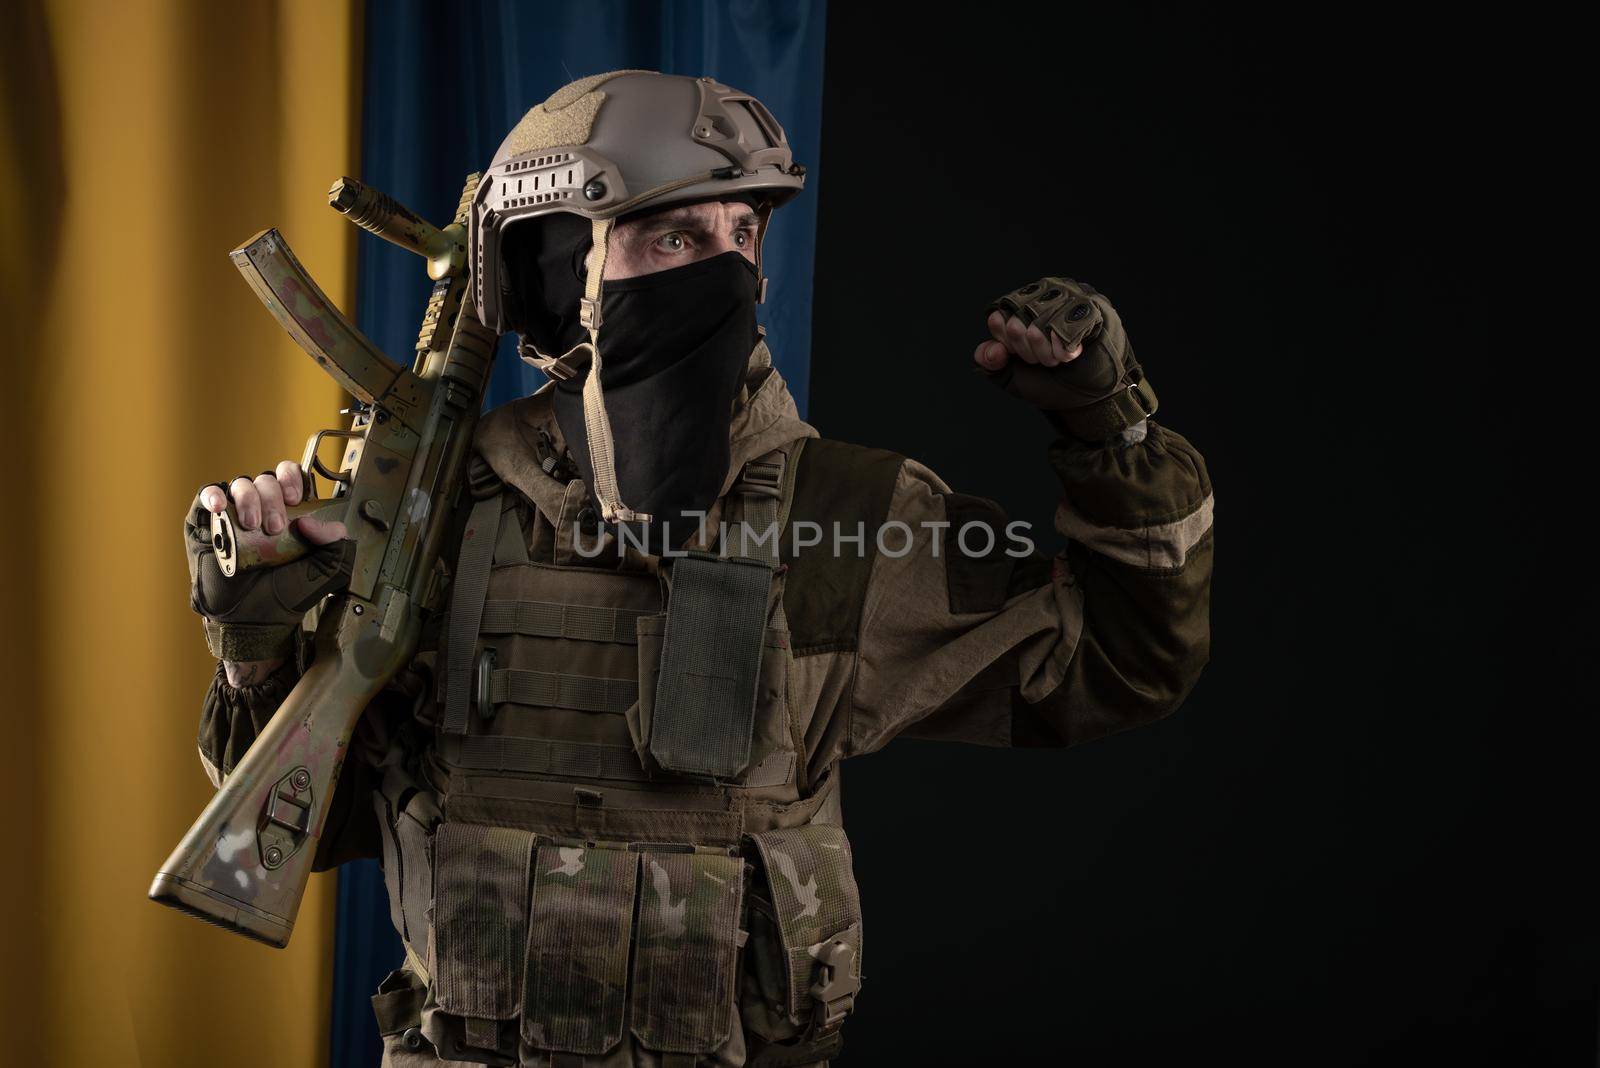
[973,276,1157,441]
[974,310,1086,370]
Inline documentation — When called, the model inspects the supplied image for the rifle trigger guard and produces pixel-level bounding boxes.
[301,427,362,496]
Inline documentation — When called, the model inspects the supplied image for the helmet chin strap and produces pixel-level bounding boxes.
[567,215,648,525]
[518,197,776,526]
[753,199,772,304]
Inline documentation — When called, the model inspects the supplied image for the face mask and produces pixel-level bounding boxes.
[551,249,762,553]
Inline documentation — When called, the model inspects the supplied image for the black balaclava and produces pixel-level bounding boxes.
[500,196,763,554]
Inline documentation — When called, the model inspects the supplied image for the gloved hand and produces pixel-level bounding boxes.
[185,461,354,663]
[973,276,1158,442]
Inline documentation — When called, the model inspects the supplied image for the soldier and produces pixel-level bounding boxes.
[184,71,1213,1067]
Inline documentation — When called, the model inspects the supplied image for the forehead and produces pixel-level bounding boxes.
[618,200,755,230]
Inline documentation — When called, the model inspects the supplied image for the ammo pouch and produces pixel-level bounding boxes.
[643,448,788,783]
[376,764,442,960]
[421,821,748,1064]
[648,550,774,780]
[742,825,864,1049]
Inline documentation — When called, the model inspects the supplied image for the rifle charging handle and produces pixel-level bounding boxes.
[328,176,466,280]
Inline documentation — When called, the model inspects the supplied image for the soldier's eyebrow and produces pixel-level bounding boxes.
[625,206,760,237]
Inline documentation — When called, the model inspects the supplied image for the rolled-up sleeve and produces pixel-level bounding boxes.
[848,419,1213,754]
[197,658,300,788]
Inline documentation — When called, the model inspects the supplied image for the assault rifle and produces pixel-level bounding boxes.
[149,174,495,947]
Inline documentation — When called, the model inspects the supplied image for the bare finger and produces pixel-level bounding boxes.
[1024,323,1058,366]
[254,473,286,536]
[973,339,1007,370]
[986,310,1013,346]
[1051,334,1084,364]
[1003,314,1040,364]
[200,485,228,513]
[295,517,349,546]
[276,460,305,506]
[230,477,261,530]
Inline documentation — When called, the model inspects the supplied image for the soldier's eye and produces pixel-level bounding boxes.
[655,232,688,253]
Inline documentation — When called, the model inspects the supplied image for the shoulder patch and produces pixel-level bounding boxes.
[781,438,906,656]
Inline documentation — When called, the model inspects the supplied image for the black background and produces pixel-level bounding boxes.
[808,7,1590,1066]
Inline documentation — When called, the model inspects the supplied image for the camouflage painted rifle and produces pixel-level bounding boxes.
[149,174,496,947]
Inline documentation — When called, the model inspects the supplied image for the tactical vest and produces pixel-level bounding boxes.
[373,435,868,1068]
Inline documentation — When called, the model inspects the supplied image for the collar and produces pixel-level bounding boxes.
[472,337,819,530]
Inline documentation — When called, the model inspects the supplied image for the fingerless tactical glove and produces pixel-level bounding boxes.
[184,487,356,662]
[981,276,1159,442]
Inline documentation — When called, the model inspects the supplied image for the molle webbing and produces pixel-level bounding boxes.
[480,599,646,645]
[441,732,797,788]
[437,446,805,792]
[488,667,636,714]
[443,492,505,734]
[436,596,646,715]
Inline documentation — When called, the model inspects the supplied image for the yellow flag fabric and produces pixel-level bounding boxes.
[0,2,361,1064]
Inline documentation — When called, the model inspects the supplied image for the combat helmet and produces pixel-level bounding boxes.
[470,70,807,523]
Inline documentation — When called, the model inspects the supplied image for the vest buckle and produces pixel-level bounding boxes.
[466,454,502,500]
[733,457,783,497]
[473,647,497,721]
[808,936,860,1034]
[579,296,602,331]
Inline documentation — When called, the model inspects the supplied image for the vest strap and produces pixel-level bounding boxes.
[443,494,504,734]
[724,449,786,563]
[492,502,530,564]
[488,667,636,715]
[369,966,426,1037]
[742,748,798,789]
